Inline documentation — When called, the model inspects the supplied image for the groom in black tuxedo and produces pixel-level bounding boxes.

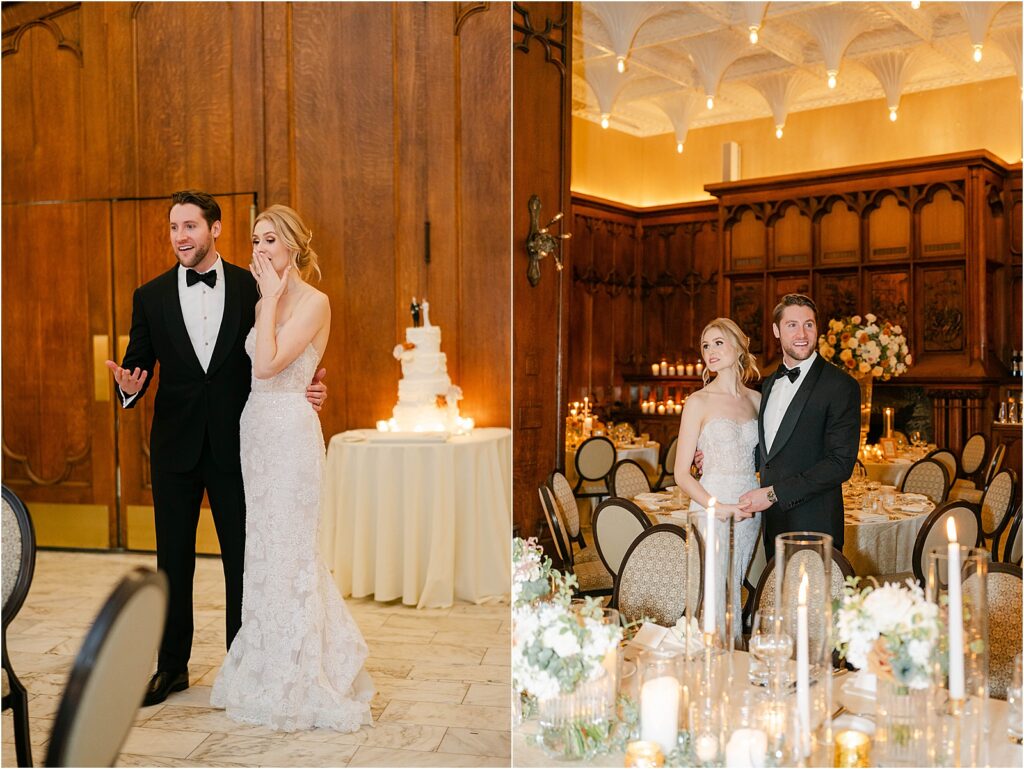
[107,191,325,705]
[738,294,860,561]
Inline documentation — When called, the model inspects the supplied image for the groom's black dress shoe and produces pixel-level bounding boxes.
[142,670,189,707]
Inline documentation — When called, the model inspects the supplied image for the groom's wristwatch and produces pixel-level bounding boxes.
[766,487,777,504]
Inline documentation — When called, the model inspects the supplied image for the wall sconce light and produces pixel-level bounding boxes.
[525,195,571,287]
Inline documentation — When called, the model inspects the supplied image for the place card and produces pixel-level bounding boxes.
[879,438,897,458]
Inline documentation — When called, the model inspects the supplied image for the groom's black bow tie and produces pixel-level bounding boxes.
[186,269,217,289]
[776,364,801,383]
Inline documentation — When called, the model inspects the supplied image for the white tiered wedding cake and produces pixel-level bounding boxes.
[390,301,463,432]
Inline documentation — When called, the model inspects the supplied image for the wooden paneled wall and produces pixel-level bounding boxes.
[2,2,510,547]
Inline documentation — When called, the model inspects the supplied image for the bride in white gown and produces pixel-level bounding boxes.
[211,205,373,732]
[673,317,762,641]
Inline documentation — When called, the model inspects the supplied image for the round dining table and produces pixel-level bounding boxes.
[319,427,511,608]
[566,440,661,525]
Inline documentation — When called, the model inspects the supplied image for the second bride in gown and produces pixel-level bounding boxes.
[211,205,374,732]
[673,317,762,641]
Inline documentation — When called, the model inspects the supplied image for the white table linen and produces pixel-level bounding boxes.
[320,427,511,609]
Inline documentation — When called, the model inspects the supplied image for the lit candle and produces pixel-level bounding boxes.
[583,416,594,432]
[797,571,810,758]
[584,397,590,416]
[834,729,871,768]
[657,404,666,415]
[660,360,668,376]
[668,365,676,376]
[675,404,683,415]
[884,408,893,438]
[640,676,680,754]
[703,497,717,634]
[725,729,769,768]
[686,363,695,376]
[667,399,675,409]
[652,363,661,376]
[946,518,965,700]
[376,420,388,432]
[695,361,704,376]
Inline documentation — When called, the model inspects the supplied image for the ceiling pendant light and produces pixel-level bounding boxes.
[676,141,684,154]
[827,70,838,89]
[910,0,920,9]
[775,126,784,139]
[616,56,627,74]
[749,26,759,45]
[889,106,898,122]
[706,95,714,110]
[600,113,610,129]
[973,44,983,63]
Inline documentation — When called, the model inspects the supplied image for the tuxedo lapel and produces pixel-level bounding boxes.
[161,267,204,375]
[758,375,775,463]
[207,264,241,377]
[766,355,826,462]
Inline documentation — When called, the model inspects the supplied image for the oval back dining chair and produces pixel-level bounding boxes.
[655,436,678,490]
[961,562,1022,700]
[900,458,950,504]
[978,469,1017,556]
[925,449,958,489]
[573,436,616,500]
[592,497,651,579]
[911,501,981,586]
[959,433,988,479]
[45,567,168,768]
[3,484,36,768]
[983,443,1006,489]
[1003,509,1022,565]
[609,459,652,500]
[612,524,699,627]
[548,470,595,558]
[538,485,612,596]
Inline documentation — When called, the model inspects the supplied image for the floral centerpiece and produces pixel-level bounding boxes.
[834,577,941,764]
[818,314,912,380]
[512,537,623,759]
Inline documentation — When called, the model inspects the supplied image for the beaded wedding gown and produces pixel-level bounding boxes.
[689,418,762,639]
[211,327,374,732]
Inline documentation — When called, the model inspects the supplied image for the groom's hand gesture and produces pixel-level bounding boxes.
[105,360,148,395]
[306,368,327,412]
[739,486,775,513]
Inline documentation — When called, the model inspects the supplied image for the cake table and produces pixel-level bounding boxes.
[320,427,511,609]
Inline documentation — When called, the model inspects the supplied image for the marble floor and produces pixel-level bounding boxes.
[2,551,511,767]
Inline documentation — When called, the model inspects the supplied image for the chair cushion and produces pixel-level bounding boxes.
[2,498,23,610]
[949,487,983,504]
[573,559,613,592]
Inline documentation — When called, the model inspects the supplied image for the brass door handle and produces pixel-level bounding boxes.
[93,335,110,402]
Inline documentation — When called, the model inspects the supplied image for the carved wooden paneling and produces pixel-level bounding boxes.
[771,203,811,267]
[867,193,910,262]
[818,198,860,265]
[728,208,766,270]
[919,187,965,257]
[729,279,764,355]
[920,266,966,353]
[866,271,911,338]
[816,272,859,327]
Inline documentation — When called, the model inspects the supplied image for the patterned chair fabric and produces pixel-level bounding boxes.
[610,459,652,500]
[548,471,601,565]
[900,458,949,504]
[537,486,568,563]
[962,565,1022,700]
[959,433,987,476]
[656,437,678,490]
[539,486,612,592]
[1004,512,1022,565]
[614,524,691,627]
[927,450,958,487]
[752,548,853,659]
[980,469,1016,542]
[592,498,650,578]
[911,502,981,585]
[575,436,616,486]
[2,498,22,610]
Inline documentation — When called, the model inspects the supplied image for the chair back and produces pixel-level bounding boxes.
[962,563,1021,700]
[984,443,1006,488]
[900,458,949,504]
[926,450,958,488]
[613,524,697,627]
[45,568,168,768]
[609,459,652,500]
[980,469,1017,541]
[959,433,987,476]
[750,548,854,661]
[575,436,616,483]
[912,502,981,585]
[537,485,569,564]
[548,471,582,539]
[592,497,651,577]
[657,437,678,489]
[2,485,36,630]
[1004,510,1023,565]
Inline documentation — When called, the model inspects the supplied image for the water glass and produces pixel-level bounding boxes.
[748,609,794,687]
[910,430,922,446]
[1009,652,1023,745]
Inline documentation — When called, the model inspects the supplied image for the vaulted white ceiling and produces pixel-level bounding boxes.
[573,1,1023,142]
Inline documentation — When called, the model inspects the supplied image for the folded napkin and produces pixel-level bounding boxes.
[635,492,671,503]
[901,492,929,501]
[889,501,929,513]
[848,512,888,523]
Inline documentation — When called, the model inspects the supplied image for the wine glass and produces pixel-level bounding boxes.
[909,430,922,448]
[748,609,794,687]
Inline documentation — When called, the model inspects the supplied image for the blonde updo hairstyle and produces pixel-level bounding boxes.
[253,204,321,282]
[700,317,760,386]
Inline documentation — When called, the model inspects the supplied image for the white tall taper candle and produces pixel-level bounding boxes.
[704,498,717,634]
[946,517,965,700]
[797,571,810,758]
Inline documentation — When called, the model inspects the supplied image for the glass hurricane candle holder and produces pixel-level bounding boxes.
[681,508,737,653]
[638,648,684,756]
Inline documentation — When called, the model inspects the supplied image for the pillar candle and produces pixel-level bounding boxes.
[883,408,893,438]
[660,360,668,376]
[668,365,676,376]
[946,518,965,700]
[640,676,680,754]
[686,363,695,376]
[657,404,666,415]
[797,572,810,758]
[652,363,661,376]
[695,362,704,376]
[703,498,716,634]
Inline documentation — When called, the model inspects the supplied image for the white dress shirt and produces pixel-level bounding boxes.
[122,256,225,407]
[763,351,818,453]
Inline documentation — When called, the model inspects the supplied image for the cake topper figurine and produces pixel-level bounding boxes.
[410,297,421,327]
[421,299,431,327]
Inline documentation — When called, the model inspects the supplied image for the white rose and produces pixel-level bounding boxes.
[542,624,581,658]
[852,315,861,324]
[893,325,902,335]
[863,584,917,633]
[865,313,876,323]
